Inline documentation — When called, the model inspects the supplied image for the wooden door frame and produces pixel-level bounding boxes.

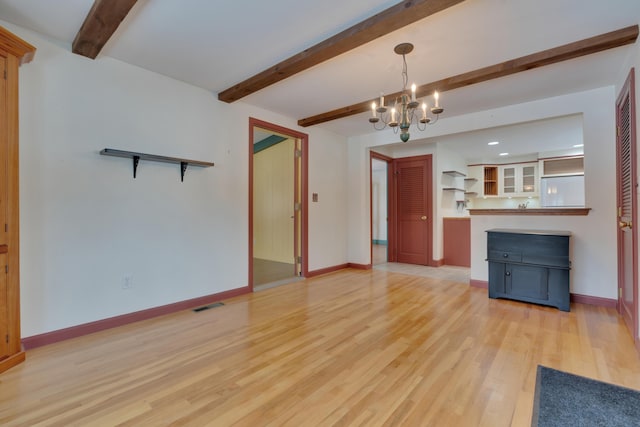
[248,118,309,291]
[616,68,638,342]
[370,151,394,264]
[391,154,435,266]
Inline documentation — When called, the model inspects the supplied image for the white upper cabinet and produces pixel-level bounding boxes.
[499,163,538,197]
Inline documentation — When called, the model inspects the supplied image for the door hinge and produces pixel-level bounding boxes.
[295,149,302,158]
[5,265,7,274]
[619,287,622,298]
[3,70,6,80]
[294,203,301,211]
[618,206,622,217]
[4,223,6,232]
[296,256,302,264]
[5,334,8,344]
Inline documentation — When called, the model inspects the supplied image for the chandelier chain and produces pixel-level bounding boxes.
[401,54,409,93]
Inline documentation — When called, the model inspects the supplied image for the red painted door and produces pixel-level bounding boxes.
[616,68,638,340]
[394,155,432,265]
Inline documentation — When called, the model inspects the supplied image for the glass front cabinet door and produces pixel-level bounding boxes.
[500,163,537,197]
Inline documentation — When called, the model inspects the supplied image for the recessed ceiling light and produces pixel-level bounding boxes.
[488,141,499,146]
[499,152,509,156]
[573,144,584,148]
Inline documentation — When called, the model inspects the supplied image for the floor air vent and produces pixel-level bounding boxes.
[193,302,224,312]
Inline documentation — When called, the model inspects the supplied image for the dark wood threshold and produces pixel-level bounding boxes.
[468,208,591,216]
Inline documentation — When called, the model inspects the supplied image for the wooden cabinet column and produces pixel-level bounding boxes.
[0,26,35,374]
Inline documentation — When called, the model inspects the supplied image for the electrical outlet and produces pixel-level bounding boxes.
[122,275,133,290]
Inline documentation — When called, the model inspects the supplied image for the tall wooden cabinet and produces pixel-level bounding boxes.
[0,26,35,374]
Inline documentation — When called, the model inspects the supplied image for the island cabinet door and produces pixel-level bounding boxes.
[489,262,550,301]
[488,262,506,297]
[507,264,549,300]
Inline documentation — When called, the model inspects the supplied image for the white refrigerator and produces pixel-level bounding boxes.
[540,175,585,207]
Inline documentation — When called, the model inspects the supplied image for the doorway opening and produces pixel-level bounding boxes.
[369,152,434,267]
[371,152,392,265]
[249,118,308,291]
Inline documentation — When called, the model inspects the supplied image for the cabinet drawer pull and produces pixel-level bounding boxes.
[503,253,509,258]
[505,271,511,276]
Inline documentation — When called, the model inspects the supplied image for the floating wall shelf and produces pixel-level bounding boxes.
[442,170,466,177]
[100,148,214,182]
[443,187,465,192]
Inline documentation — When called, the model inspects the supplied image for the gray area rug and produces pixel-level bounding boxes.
[532,365,640,426]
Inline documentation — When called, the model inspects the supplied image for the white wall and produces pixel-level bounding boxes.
[349,87,617,299]
[307,126,349,271]
[10,22,348,337]
[434,144,468,260]
[467,89,616,298]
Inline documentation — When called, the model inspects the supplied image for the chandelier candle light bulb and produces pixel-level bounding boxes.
[367,43,444,142]
[431,91,443,114]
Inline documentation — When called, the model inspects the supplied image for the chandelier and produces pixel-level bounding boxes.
[368,43,444,143]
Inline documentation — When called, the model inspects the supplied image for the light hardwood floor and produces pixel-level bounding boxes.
[1,268,640,426]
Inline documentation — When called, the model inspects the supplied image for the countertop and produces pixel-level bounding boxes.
[468,208,590,216]
[486,228,572,236]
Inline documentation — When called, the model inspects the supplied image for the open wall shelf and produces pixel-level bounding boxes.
[100,148,214,182]
[442,170,466,177]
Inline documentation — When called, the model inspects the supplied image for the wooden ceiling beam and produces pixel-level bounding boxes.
[217,0,465,103]
[72,0,139,59]
[298,25,639,127]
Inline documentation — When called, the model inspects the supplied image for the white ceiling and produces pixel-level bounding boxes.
[389,114,585,164]
[0,0,638,143]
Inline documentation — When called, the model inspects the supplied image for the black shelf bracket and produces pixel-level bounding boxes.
[133,155,140,178]
[181,161,188,182]
[100,148,214,182]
